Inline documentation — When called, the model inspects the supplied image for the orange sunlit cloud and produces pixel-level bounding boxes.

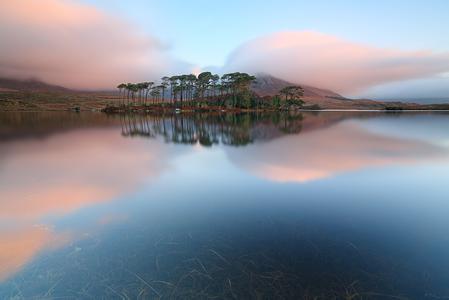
[224,31,449,94]
[1,2,448,94]
[0,0,185,89]
[227,121,448,183]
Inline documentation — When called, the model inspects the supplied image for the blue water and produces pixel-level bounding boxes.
[1,111,449,299]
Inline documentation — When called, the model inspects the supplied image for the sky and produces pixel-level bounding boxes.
[1,0,449,99]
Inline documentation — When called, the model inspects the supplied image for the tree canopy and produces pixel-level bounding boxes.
[114,72,307,111]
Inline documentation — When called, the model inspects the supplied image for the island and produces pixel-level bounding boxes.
[1,74,449,112]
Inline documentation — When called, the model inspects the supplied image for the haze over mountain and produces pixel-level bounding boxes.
[0,74,397,110]
[251,75,388,109]
[0,77,70,93]
[0,73,430,106]
[0,74,349,99]
[0,1,448,100]
[252,75,344,99]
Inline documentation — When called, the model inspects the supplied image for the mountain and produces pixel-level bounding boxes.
[372,97,449,105]
[252,75,389,109]
[252,74,344,99]
[1,75,446,110]
[0,77,71,93]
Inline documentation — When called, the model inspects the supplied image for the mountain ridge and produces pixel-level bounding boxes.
[251,74,345,99]
[0,77,71,93]
[0,75,349,98]
[1,75,448,110]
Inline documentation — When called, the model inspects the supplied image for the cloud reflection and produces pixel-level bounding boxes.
[0,225,70,281]
[0,127,173,281]
[227,121,449,183]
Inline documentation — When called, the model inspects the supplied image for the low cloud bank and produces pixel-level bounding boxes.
[223,31,449,95]
[1,2,448,96]
[0,0,186,90]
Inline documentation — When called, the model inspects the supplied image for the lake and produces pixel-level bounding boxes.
[1,111,449,299]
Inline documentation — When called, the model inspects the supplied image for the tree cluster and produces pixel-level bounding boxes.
[116,72,305,110]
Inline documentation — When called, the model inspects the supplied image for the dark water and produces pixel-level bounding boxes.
[1,111,449,299]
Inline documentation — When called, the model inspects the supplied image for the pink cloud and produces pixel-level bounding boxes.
[0,0,183,89]
[224,31,449,94]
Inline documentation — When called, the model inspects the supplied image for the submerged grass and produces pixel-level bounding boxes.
[2,215,448,300]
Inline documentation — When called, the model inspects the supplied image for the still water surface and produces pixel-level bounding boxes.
[1,111,449,299]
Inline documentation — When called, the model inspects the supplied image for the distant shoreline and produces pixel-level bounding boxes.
[2,108,449,114]
[1,90,449,113]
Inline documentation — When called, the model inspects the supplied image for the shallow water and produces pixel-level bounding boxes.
[1,111,449,299]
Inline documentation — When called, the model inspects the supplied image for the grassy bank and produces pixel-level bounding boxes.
[0,91,119,112]
[2,91,449,112]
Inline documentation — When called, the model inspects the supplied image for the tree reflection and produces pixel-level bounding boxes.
[120,112,304,146]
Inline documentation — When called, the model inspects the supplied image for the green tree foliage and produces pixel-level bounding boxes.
[279,86,305,106]
[115,73,307,111]
[116,83,127,105]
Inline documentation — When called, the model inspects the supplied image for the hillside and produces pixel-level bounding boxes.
[0,77,71,93]
[1,75,448,111]
[252,75,344,99]
[252,75,389,109]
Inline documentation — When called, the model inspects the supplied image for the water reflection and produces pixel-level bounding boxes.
[119,112,449,182]
[120,112,304,146]
[0,226,69,282]
[227,121,448,182]
[0,120,180,281]
[1,112,449,299]
[0,111,120,141]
